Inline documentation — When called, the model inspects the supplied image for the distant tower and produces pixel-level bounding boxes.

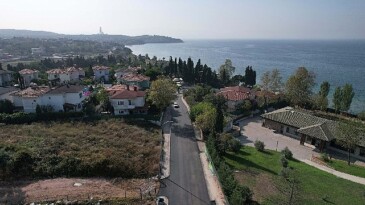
[99,26,104,35]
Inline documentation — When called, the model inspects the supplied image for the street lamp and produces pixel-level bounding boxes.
[162,120,173,126]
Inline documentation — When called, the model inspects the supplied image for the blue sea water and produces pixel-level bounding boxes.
[128,40,365,113]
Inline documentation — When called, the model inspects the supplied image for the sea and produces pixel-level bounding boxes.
[128,40,365,114]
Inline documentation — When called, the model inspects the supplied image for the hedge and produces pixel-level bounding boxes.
[0,112,84,124]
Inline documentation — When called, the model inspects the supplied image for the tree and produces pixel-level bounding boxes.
[191,102,217,133]
[341,84,355,112]
[260,71,271,91]
[242,100,252,112]
[219,59,235,86]
[285,67,315,107]
[319,81,330,98]
[336,121,362,165]
[333,86,342,113]
[147,77,177,111]
[244,66,256,87]
[0,149,10,179]
[270,69,283,93]
[0,99,14,114]
[277,168,301,205]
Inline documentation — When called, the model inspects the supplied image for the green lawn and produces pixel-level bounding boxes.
[224,146,365,205]
[326,159,365,178]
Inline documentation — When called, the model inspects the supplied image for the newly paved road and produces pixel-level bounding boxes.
[159,96,211,205]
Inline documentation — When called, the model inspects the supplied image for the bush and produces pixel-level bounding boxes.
[280,167,292,179]
[280,155,288,168]
[281,147,293,160]
[228,139,242,153]
[321,153,331,162]
[254,140,265,152]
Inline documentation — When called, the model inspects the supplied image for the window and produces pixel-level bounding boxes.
[118,101,124,105]
[100,71,102,74]
[360,147,365,157]
[119,110,124,114]
[128,100,132,105]
[79,93,82,98]
[54,75,57,78]
[49,97,51,99]
[286,127,289,133]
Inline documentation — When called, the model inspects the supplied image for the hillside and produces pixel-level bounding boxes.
[0,29,183,45]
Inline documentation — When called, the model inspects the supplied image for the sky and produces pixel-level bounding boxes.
[1,0,365,40]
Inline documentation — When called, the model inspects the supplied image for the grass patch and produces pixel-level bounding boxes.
[0,119,161,179]
[326,159,365,178]
[224,146,365,205]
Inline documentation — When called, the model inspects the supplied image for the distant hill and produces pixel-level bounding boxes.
[0,29,183,45]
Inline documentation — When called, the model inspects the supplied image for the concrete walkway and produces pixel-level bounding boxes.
[303,159,365,185]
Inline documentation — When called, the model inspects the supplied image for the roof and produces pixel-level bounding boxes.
[47,85,84,94]
[262,107,338,141]
[115,66,142,73]
[0,87,19,95]
[12,86,50,98]
[92,66,110,71]
[218,90,251,101]
[46,67,83,74]
[121,74,150,82]
[109,89,145,99]
[106,84,138,91]
[19,69,39,75]
[0,70,13,75]
[46,68,65,74]
[220,86,252,93]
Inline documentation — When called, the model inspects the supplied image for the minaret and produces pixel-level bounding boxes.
[99,26,104,35]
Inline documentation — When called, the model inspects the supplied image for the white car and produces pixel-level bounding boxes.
[173,102,179,108]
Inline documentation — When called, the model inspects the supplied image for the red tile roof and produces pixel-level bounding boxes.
[218,90,251,101]
[121,74,150,82]
[108,89,145,99]
[19,69,38,75]
[12,86,50,98]
[46,67,83,74]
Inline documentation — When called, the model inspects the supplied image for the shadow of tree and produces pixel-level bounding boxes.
[224,152,278,175]
[0,180,28,204]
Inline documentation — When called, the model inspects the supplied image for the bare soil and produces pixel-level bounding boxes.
[0,177,159,204]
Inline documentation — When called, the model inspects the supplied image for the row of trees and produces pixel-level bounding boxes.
[274,67,356,113]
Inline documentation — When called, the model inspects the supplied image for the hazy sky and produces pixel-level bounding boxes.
[1,0,365,39]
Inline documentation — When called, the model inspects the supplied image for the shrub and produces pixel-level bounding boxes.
[228,139,242,153]
[280,155,288,168]
[254,140,265,152]
[230,185,253,205]
[281,147,293,160]
[321,153,330,162]
[280,167,291,179]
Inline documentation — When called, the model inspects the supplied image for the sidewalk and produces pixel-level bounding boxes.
[160,133,170,179]
[302,159,365,185]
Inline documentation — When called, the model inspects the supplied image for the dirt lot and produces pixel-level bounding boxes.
[0,177,159,204]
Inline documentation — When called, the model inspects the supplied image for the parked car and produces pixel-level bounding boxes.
[173,102,179,108]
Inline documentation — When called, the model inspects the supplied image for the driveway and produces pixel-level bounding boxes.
[159,95,211,205]
[237,116,320,160]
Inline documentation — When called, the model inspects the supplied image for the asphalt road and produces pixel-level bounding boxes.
[159,96,211,205]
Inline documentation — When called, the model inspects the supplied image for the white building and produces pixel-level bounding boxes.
[11,85,86,113]
[106,85,147,115]
[0,70,13,87]
[46,67,84,84]
[19,69,39,86]
[93,66,110,82]
[114,66,142,79]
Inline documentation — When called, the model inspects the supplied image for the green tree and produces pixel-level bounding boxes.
[341,84,355,112]
[242,100,252,112]
[219,59,235,86]
[270,68,283,93]
[0,99,14,114]
[147,77,177,111]
[0,149,10,179]
[333,86,342,113]
[260,71,271,91]
[336,121,362,165]
[319,81,330,97]
[285,67,315,107]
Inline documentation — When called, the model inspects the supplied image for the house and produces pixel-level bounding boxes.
[119,73,150,90]
[106,84,147,115]
[11,85,86,113]
[46,67,84,84]
[11,86,51,113]
[217,86,255,111]
[19,69,39,86]
[0,87,19,102]
[92,66,110,82]
[114,66,142,79]
[0,70,13,86]
[43,85,85,112]
[261,107,365,161]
